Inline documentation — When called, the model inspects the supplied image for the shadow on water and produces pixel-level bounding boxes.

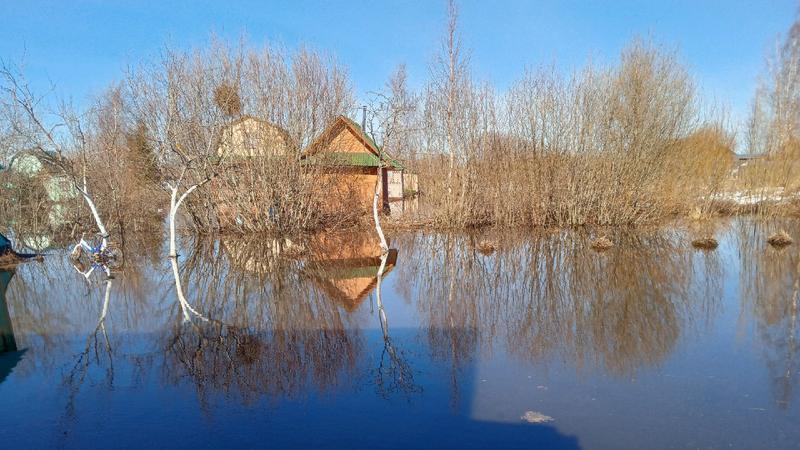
[0,268,26,384]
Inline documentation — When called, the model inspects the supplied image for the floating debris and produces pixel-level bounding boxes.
[521,410,554,424]
[477,240,496,255]
[590,236,614,251]
[691,236,718,250]
[0,233,42,268]
[767,230,794,248]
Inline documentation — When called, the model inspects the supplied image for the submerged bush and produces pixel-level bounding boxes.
[411,40,734,227]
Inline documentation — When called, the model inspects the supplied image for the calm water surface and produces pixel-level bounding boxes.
[1,218,799,449]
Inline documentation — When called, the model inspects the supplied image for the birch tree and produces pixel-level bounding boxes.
[365,66,419,252]
[0,61,114,255]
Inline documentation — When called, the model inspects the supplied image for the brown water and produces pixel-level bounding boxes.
[0,217,798,449]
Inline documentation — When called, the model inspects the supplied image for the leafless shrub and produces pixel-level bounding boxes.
[118,38,355,235]
[413,36,714,228]
[741,11,800,212]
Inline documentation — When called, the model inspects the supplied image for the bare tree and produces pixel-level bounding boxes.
[0,61,117,258]
[365,65,419,251]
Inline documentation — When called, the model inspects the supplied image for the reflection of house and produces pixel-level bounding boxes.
[305,231,398,311]
[222,237,302,274]
[217,116,294,158]
[301,116,407,213]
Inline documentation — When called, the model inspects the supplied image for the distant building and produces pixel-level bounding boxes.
[301,115,407,213]
[730,152,766,177]
[5,149,78,227]
[8,149,77,201]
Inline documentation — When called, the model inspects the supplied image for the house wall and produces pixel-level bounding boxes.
[10,154,43,177]
[387,170,404,199]
[310,124,390,212]
[217,118,291,157]
[316,167,380,213]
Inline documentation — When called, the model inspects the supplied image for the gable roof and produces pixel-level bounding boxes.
[217,115,296,158]
[302,115,405,170]
[306,250,398,311]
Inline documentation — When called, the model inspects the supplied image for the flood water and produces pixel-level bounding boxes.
[1,218,799,449]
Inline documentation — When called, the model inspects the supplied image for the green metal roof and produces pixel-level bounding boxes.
[343,117,405,170]
[300,115,407,170]
[302,151,404,170]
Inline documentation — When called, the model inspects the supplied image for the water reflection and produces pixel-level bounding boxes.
[398,229,721,378]
[374,248,421,398]
[736,219,800,409]
[1,220,800,448]
[0,268,24,387]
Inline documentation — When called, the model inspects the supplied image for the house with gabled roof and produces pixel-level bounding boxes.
[301,115,407,213]
[216,115,295,159]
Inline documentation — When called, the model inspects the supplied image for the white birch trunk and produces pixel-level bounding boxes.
[169,254,208,324]
[376,250,389,340]
[168,182,202,258]
[373,167,389,253]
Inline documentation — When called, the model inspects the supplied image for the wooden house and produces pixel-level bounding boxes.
[301,115,406,213]
[217,115,294,159]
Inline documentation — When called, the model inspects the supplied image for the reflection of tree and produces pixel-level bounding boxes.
[736,218,800,408]
[401,228,717,379]
[374,250,421,398]
[60,261,115,442]
[160,237,363,406]
[412,235,481,409]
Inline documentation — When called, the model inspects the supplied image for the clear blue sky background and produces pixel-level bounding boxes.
[1,0,797,135]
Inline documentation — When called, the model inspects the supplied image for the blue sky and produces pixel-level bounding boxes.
[0,0,797,128]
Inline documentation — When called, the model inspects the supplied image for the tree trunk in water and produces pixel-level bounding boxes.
[169,254,208,324]
[168,183,203,258]
[373,167,388,253]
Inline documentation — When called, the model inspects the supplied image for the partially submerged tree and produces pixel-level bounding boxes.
[0,61,117,260]
[365,65,420,251]
[122,46,230,257]
[427,0,471,221]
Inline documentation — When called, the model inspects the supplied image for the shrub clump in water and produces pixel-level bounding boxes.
[477,240,496,255]
[590,236,614,251]
[767,230,794,248]
[691,236,718,250]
